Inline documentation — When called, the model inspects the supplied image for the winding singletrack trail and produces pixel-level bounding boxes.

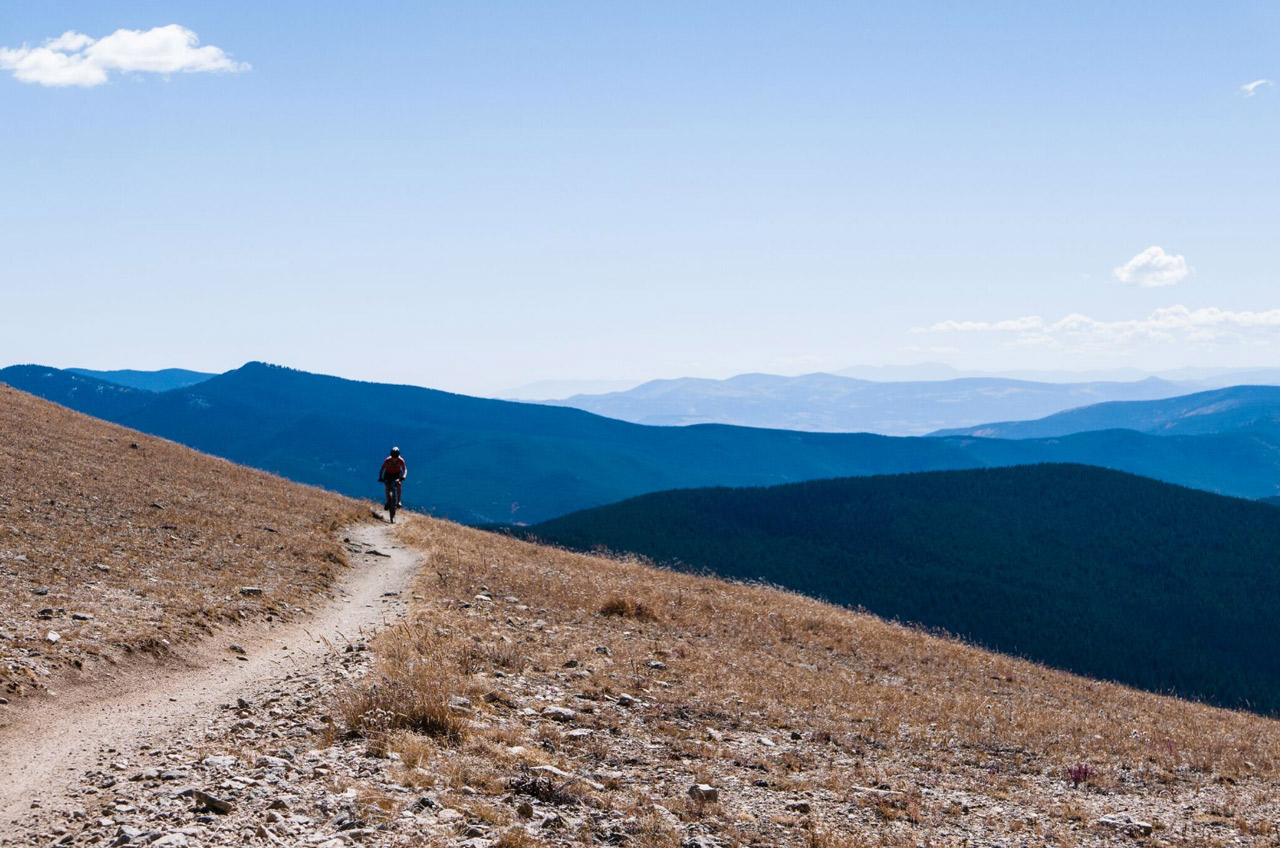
[0,519,419,833]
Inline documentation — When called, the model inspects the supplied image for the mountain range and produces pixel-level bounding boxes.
[11,362,1280,522]
[934,385,1280,439]
[516,463,1280,712]
[542,372,1193,434]
[68,367,214,393]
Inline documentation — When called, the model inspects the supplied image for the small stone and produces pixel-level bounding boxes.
[542,706,575,723]
[1097,813,1153,836]
[687,784,718,803]
[647,660,667,670]
[149,836,187,847]
[757,736,776,747]
[71,612,93,621]
[228,644,246,655]
[566,728,593,739]
[32,587,48,596]
[203,755,237,768]
[616,693,637,707]
[255,755,291,771]
[45,631,60,643]
[239,587,263,597]
[594,645,610,655]
[786,801,811,814]
[184,788,233,814]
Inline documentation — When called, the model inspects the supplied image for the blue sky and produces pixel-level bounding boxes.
[2,2,1277,394]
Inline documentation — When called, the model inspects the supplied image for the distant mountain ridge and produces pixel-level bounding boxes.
[517,464,1280,713]
[69,367,215,393]
[10,362,1280,522]
[543,371,1192,435]
[934,385,1280,439]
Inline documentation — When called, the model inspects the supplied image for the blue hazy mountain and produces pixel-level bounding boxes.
[934,385,1280,439]
[69,367,215,393]
[9,362,1280,522]
[0,365,155,421]
[542,372,1191,435]
[516,464,1280,713]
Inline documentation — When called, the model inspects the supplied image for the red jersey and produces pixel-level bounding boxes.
[380,456,407,480]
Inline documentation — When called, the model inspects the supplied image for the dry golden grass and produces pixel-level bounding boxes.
[339,515,1280,846]
[0,385,366,695]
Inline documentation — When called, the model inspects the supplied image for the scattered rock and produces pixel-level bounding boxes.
[238,587,264,597]
[45,631,60,644]
[786,800,811,814]
[71,612,93,621]
[542,705,575,722]
[616,693,637,707]
[688,784,718,803]
[182,788,233,814]
[1097,813,1153,837]
[201,755,237,768]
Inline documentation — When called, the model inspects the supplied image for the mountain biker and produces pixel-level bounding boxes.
[378,447,407,509]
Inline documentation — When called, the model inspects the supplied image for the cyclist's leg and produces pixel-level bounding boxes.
[395,480,403,507]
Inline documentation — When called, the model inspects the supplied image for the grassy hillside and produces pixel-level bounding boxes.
[0,384,364,697]
[935,384,1280,439]
[519,464,1280,713]
[314,515,1280,846]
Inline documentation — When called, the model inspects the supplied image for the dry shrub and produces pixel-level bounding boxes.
[600,596,659,621]
[336,621,466,747]
[493,827,543,848]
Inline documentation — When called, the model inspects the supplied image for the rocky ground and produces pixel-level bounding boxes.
[8,515,1280,847]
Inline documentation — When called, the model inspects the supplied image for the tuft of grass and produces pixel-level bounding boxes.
[599,596,659,621]
[334,621,467,748]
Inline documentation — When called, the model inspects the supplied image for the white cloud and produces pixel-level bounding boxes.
[1241,79,1273,98]
[0,25,248,87]
[916,305,1280,353]
[1111,246,1191,288]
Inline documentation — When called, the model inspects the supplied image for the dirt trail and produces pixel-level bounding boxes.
[0,519,419,831]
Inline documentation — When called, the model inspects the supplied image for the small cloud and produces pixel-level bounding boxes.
[1112,246,1191,288]
[0,25,248,87]
[1241,79,1273,98]
[918,305,1280,354]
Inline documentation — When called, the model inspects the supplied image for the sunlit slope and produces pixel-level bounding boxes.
[363,515,1280,846]
[521,464,1280,712]
[0,384,363,696]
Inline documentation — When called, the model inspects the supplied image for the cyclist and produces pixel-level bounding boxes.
[378,447,407,509]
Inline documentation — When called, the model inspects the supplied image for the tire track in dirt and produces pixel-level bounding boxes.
[0,518,419,832]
